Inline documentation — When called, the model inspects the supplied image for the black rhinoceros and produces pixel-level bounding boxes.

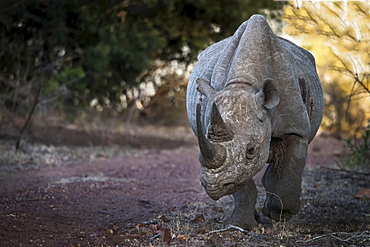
[186,15,323,230]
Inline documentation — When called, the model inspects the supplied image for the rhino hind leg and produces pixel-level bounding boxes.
[262,135,308,222]
[224,179,260,230]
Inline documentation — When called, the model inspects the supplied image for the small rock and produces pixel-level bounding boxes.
[139,198,150,204]
[98,209,111,214]
[143,220,156,225]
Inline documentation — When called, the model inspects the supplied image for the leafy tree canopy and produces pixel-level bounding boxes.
[0,0,283,112]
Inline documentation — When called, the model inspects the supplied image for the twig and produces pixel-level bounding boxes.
[37,77,81,104]
[319,166,370,177]
[151,233,161,239]
[205,225,248,236]
[297,230,370,243]
[15,75,42,153]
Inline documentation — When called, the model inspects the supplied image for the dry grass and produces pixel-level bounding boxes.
[118,168,369,246]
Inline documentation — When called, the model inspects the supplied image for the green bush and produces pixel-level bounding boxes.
[340,120,370,172]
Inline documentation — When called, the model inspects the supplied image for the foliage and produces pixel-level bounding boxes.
[139,61,190,125]
[0,0,284,120]
[322,82,365,135]
[339,121,370,172]
[283,1,370,137]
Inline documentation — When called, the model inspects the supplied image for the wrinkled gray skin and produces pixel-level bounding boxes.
[186,15,323,230]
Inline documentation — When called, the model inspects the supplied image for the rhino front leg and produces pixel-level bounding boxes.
[262,135,308,222]
[224,179,260,230]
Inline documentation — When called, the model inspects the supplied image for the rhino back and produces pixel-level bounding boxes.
[186,15,323,142]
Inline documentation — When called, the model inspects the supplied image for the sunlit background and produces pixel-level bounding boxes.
[283,0,369,136]
[0,0,368,136]
[0,1,369,245]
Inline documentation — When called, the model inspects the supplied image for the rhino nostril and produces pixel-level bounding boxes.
[222,183,235,191]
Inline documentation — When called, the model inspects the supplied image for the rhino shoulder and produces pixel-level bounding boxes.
[198,37,232,61]
[277,36,316,67]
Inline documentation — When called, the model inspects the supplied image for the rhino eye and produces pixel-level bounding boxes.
[246,144,257,159]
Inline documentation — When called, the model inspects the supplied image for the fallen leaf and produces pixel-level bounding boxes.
[122,234,141,239]
[176,234,190,241]
[149,224,162,233]
[159,215,170,222]
[212,206,224,213]
[134,223,145,230]
[161,228,172,243]
[353,188,370,199]
[190,213,205,223]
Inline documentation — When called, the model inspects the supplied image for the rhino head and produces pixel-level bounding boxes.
[196,78,280,200]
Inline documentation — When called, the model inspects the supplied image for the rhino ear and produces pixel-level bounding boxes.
[255,78,280,110]
[196,78,216,98]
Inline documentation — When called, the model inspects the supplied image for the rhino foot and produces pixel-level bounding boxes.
[262,207,293,222]
[224,179,260,231]
[261,136,308,222]
[223,209,260,231]
[262,194,299,222]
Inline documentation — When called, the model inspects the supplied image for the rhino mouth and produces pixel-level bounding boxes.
[202,179,245,200]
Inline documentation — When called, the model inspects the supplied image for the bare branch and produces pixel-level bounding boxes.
[322,3,341,20]
[305,3,319,26]
[354,3,368,17]
[297,230,370,244]
[15,75,42,152]
[38,77,81,105]
[345,80,357,120]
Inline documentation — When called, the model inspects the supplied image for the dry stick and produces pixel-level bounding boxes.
[320,166,370,176]
[297,230,370,244]
[205,225,248,236]
[206,192,285,236]
[15,76,42,153]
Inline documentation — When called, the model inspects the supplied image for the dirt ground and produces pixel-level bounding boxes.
[0,124,369,246]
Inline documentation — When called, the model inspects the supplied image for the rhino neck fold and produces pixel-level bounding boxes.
[224,81,257,93]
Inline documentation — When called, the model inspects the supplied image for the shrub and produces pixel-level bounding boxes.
[339,120,370,172]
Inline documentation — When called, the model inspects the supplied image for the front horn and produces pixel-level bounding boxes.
[196,103,226,169]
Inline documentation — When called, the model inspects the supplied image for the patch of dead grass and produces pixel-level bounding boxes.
[118,168,369,246]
